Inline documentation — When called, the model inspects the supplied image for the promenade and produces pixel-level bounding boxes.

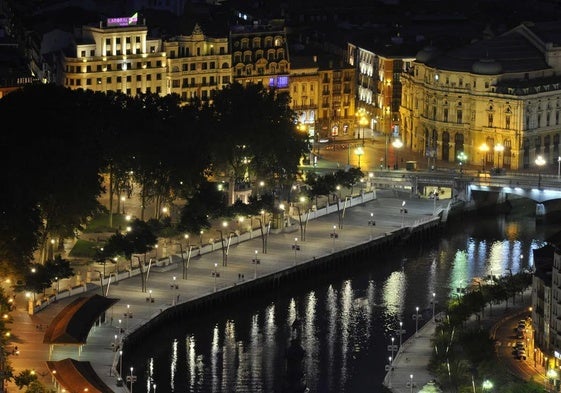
[7,189,446,393]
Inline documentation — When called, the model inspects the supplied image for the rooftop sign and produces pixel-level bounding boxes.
[107,12,138,27]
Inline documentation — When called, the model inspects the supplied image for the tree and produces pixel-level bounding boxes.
[102,220,157,292]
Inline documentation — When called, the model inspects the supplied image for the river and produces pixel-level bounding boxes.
[126,203,560,393]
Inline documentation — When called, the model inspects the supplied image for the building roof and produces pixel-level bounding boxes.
[43,294,119,345]
[46,358,115,393]
[419,25,550,74]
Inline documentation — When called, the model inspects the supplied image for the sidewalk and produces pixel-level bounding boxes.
[7,190,445,392]
[384,289,535,393]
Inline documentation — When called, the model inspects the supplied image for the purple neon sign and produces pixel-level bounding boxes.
[107,12,138,27]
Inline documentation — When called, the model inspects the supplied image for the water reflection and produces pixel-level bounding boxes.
[127,214,559,393]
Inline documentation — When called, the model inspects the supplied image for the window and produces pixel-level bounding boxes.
[210,62,215,69]
[202,63,207,70]
[190,64,196,71]
[443,108,448,122]
[126,37,131,43]
[116,38,121,44]
[457,110,462,124]
[136,75,141,81]
[136,37,140,43]
[222,75,229,83]
[106,38,111,45]
[97,65,102,72]
[126,76,131,82]
[81,50,86,57]
[86,78,92,85]
[182,64,188,71]
[156,74,161,80]
[90,50,95,57]
[488,113,493,127]
[156,61,162,67]
[117,76,122,83]
[107,77,111,84]
[147,74,152,81]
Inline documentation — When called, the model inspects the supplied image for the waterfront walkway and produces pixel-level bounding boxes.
[8,190,446,392]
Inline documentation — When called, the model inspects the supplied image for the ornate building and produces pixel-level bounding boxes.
[164,23,231,103]
[400,22,561,171]
[229,19,290,92]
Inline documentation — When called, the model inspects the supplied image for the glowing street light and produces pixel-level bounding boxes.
[392,138,403,169]
[535,155,546,188]
[354,146,364,169]
[457,151,467,174]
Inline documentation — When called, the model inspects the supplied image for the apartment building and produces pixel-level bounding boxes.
[399,22,561,171]
[348,40,416,145]
[163,23,231,103]
[60,14,167,96]
[229,19,290,92]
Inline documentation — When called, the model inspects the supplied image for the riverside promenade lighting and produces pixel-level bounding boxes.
[252,250,260,278]
[291,238,300,265]
[535,155,546,188]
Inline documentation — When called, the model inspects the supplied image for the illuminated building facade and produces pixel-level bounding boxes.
[400,22,561,171]
[229,19,290,92]
[163,23,231,103]
[61,14,167,96]
[348,41,415,147]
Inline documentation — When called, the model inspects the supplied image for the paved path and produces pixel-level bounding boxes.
[8,190,446,392]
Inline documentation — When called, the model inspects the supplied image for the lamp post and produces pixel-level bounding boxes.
[400,201,407,227]
[213,262,218,292]
[457,151,467,175]
[121,195,126,214]
[291,237,300,265]
[415,306,419,335]
[494,143,504,170]
[479,143,490,171]
[368,212,375,240]
[128,367,136,393]
[118,350,123,383]
[410,374,414,393]
[398,321,404,349]
[558,156,561,180]
[392,138,403,169]
[252,249,260,279]
[355,146,364,169]
[330,225,338,252]
[431,292,436,321]
[536,155,546,188]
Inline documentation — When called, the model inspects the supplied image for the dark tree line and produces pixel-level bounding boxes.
[0,82,308,282]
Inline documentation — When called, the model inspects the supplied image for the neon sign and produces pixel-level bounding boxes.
[107,12,138,27]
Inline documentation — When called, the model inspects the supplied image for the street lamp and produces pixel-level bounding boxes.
[392,138,403,169]
[409,374,414,393]
[457,151,467,174]
[368,212,376,240]
[535,155,546,188]
[558,156,560,180]
[291,237,300,265]
[354,146,364,169]
[415,306,419,335]
[118,350,123,383]
[431,292,436,321]
[252,249,260,279]
[330,225,338,252]
[479,143,490,171]
[398,321,404,349]
[400,201,407,227]
[121,195,126,214]
[128,367,136,393]
[359,115,368,145]
[494,143,504,170]
[213,262,218,292]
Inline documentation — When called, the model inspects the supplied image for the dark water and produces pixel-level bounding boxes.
[126,207,561,393]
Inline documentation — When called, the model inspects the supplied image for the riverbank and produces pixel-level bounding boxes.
[7,190,445,392]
